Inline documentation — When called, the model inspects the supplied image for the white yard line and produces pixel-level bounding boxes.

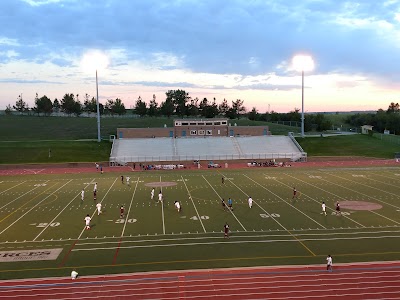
[121,177,140,237]
[160,176,166,235]
[181,175,206,233]
[202,175,247,231]
[245,175,326,229]
[0,180,72,236]
[77,177,118,240]
[316,173,400,224]
[0,181,26,196]
[33,179,95,241]
[326,172,400,209]
[284,173,366,228]
[0,181,41,210]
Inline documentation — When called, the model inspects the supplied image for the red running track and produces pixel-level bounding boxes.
[0,261,399,299]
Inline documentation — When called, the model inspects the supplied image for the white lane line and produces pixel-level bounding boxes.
[77,177,118,240]
[245,175,326,229]
[201,175,247,231]
[0,181,26,196]
[181,175,206,233]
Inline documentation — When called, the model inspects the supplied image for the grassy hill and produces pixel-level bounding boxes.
[0,115,397,164]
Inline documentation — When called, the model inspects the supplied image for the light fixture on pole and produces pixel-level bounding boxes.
[292,55,314,138]
[81,50,109,142]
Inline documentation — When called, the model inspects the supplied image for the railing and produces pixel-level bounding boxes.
[109,152,306,165]
[288,132,307,161]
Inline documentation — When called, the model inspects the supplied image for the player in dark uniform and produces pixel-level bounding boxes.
[221,199,227,211]
[120,205,125,218]
[93,190,97,201]
[121,175,124,184]
[336,202,341,216]
[292,187,297,199]
[222,177,225,184]
[224,223,229,238]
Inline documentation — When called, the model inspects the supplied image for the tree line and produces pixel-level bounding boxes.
[346,102,400,135]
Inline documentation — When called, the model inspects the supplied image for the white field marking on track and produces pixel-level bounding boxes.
[246,175,326,229]
[181,175,206,233]
[77,177,118,240]
[0,180,72,237]
[160,176,165,235]
[326,172,400,210]
[2,276,399,298]
[201,175,247,231]
[284,173,365,228]
[72,233,400,252]
[33,179,96,241]
[121,177,140,237]
[0,182,44,211]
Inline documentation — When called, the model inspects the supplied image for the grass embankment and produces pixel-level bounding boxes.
[297,134,399,158]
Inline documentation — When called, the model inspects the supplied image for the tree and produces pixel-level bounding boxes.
[160,98,174,118]
[134,96,147,117]
[34,94,53,116]
[187,97,199,116]
[60,93,77,115]
[148,95,159,117]
[113,98,126,115]
[53,98,60,113]
[248,107,259,121]
[165,89,190,116]
[83,94,97,115]
[231,99,246,119]
[5,104,12,115]
[13,94,28,113]
[387,102,399,114]
[218,98,229,116]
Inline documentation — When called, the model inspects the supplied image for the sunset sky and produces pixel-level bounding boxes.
[0,0,399,113]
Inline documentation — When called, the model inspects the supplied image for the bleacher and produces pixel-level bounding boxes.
[109,136,306,165]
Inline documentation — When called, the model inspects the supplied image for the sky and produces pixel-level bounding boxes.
[0,0,399,113]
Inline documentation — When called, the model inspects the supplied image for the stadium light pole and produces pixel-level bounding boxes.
[292,55,314,138]
[81,50,109,143]
[96,70,101,142]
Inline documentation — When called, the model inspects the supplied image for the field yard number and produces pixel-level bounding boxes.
[352,175,365,178]
[115,219,137,224]
[34,184,47,187]
[36,222,60,227]
[309,176,321,179]
[260,213,280,218]
[265,176,276,180]
[331,211,350,216]
[190,216,209,220]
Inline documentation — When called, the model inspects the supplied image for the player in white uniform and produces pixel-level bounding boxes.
[126,176,130,186]
[248,196,253,208]
[326,254,333,271]
[84,214,91,230]
[81,189,84,202]
[71,270,78,280]
[321,201,327,216]
[158,191,163,202]
[151,188,155,200]
[96,202,102,215]
[93,183,97,192]
[174,201,181,212]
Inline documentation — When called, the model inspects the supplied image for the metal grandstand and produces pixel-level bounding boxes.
[109,135,307,166]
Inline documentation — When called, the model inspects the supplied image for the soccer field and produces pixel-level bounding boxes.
[0,166,400,280]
